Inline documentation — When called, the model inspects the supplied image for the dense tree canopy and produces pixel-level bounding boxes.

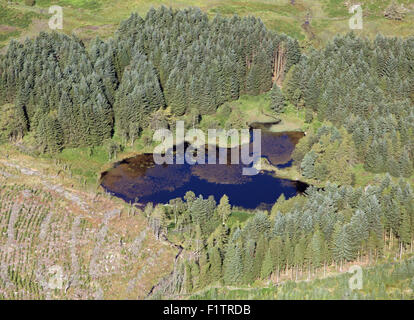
[285,33,414,177]
[0,7,300,150]
[1,7,413,298]
[148,176,414,294]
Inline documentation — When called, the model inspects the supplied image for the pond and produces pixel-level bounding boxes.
[100,129,308,209]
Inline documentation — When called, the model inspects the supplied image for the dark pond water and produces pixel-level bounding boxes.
[101,130,308,209]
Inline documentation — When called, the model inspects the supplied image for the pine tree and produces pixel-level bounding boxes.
[253,235,267,279]
[270,83,285,115]
[246,64,261,95]
[400,149,413,178]
[269,236,284,281]
[283,234,293,274]
[171,81,187,116]
[293,240,305,278]
[223,243,243,285]
[36,113,64,153]
[184,262,193,293]
[305,108,313,123]
[301,151,317,178]
[199,251,210,287]
[191,261,200,290]
[350,209,369,258]
[399,210,411,248]
[242,239,256,283]
[311,230,323,270]
[209,246,222,283]
[332,223,358,270]
[388,156,401,177]
[217,195,231,225]
[260,248,274,279]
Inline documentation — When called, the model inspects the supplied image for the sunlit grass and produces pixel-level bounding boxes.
[2,0,414,50]
[227,210,251,227]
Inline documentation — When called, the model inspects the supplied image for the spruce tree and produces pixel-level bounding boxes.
[209,246,223,283]
[242,239,256,283]
[223,243,243,285]
[253,235,266,279]
[301,151,317,178]
[217,195,231,225]
[400,150,413,178]
[270,83,285,115]
[260,248,274,279]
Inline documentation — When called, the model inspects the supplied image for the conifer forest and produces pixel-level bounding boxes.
[0,0,413,303]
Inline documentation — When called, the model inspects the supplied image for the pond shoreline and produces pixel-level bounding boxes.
[100,125,310,210]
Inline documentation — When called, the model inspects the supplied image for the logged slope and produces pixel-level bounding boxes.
[0,150,176,299]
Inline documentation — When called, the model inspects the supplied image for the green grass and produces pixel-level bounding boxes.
[0,3,39,28]
[0,30,20,42]
[352,163,414,188]
[233,93,272,122]
[32,0,102,10]
[2,0,412,51]
[266,18,305,40]
[0,0,413,52]
[352,163,377,187]
[227,210,251,228]
[52,146,109,185]
[40,130,160,186]
[229,95,306,132]
[0,2,39,45]
[205,0,308,39]
[322,0,349,17]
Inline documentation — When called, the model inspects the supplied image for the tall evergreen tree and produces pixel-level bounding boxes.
[270,83,285,115]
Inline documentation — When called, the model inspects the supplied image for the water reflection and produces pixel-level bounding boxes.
[101,131,307,209]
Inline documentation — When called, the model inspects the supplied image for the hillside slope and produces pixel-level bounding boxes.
[1,0,414,50]
[0,149,176,299]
